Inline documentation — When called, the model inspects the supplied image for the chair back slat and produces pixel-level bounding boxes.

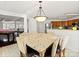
[51,38,59,57]
[16,37,27,56]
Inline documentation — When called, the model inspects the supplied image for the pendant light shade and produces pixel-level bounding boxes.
[34,16,47,22]
[34,1,47,22]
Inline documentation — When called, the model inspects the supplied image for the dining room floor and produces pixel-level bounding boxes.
[0,43,20,57]
[0,43,79,57]
[0,43,55,57]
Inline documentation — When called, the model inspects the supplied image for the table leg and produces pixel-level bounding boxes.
[12,33,15,42]
[7,34,10,42]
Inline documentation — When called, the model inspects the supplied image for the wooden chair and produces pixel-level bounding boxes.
[16,37,27,57]
[51,38,60,57]
[59,36,69,57]
[18,33,41,57]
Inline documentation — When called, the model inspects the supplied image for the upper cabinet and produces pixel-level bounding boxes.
[51,19,79,27]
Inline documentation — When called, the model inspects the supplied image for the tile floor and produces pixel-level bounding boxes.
[1,44,20,57]
[0,43,79,57]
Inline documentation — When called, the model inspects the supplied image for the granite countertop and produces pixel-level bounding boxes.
[47,28,79,31]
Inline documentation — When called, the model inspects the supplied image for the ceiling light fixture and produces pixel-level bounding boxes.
[34,1,47,22]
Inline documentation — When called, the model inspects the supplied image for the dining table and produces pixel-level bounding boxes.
[20,32,58,57]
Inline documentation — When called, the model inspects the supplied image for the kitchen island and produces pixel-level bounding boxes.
[47,29,79,52]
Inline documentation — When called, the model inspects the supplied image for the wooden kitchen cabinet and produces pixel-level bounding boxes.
[51,19,79,27]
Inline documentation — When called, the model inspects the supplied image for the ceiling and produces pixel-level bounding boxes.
[0,1,79,20]
[0,14,24,21]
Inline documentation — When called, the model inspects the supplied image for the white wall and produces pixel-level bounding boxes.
[23,15,27,32]
[28,17,47,33]
[29,18,37,32]
[37,21,45,33]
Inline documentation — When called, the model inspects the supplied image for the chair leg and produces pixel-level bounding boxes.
[56,42,62,57]
[20,51,23,57]
[20,51,27,57]
[60,49,65,57]
[56,49,61,57]
[63,49,65,57]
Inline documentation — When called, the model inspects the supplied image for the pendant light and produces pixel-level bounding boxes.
[34,1,47,22]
